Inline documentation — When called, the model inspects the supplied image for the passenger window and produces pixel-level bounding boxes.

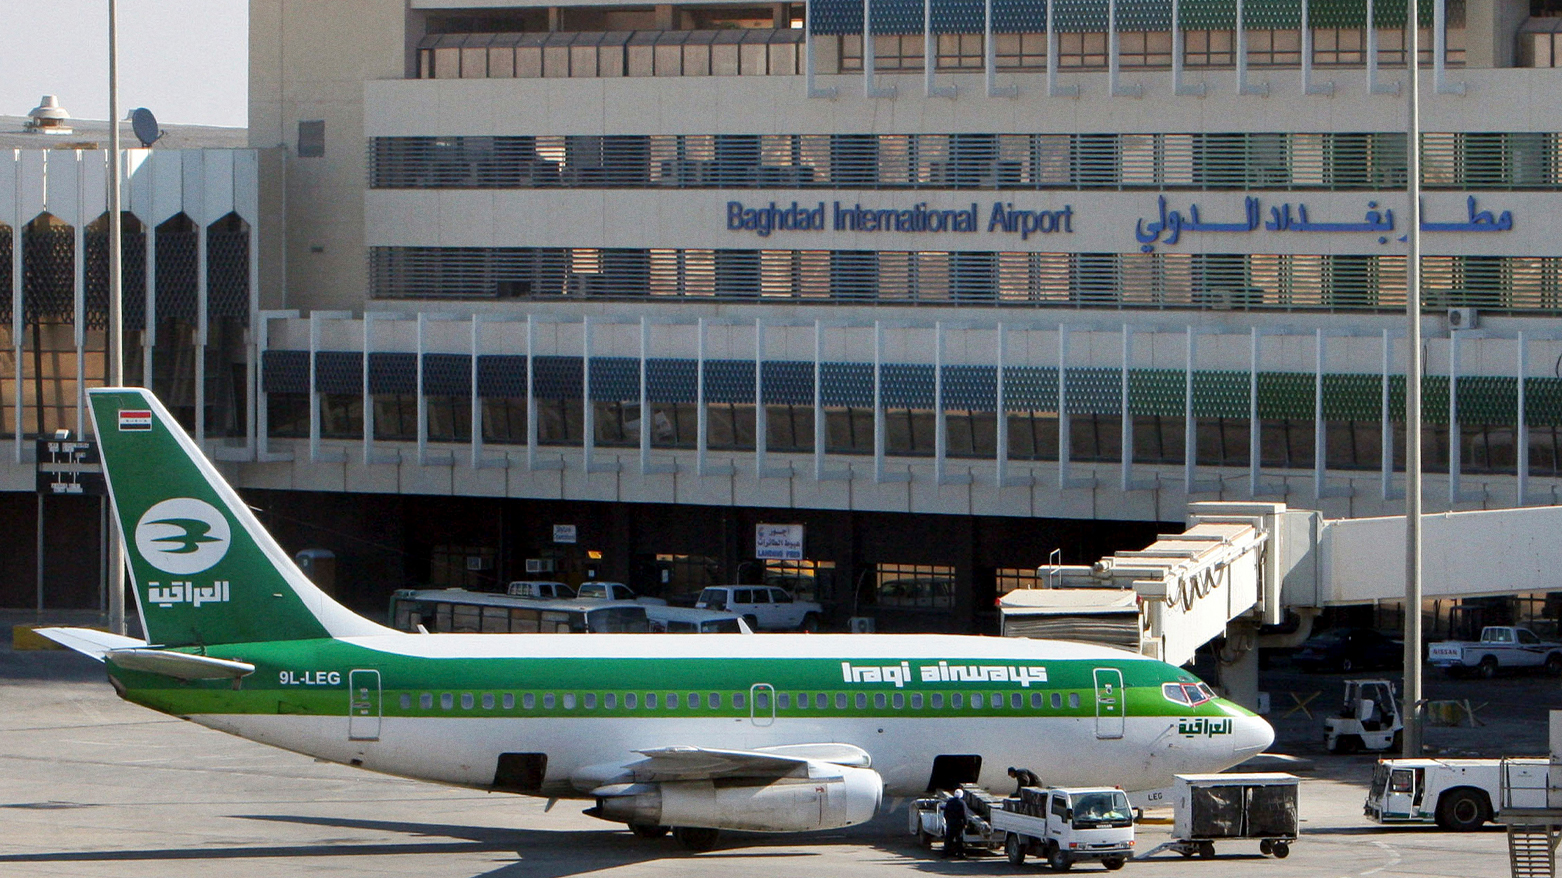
[1068,693,1080,709]
[855,692,867,709]
[543,693,556,709]
[523,693,536,709]
[562,693,577,709]
[646,693,658,709]
[461,693,474,709]
[667,693,679,709]
[482,693,495,710]
[733,693,746,709]
[1031,692,1043,709]
[835,692,848,709]
[893,692,905,709]
[735,589,754,604]
[1050,692,1062,709]
[1012,693,1024,709]
[626,693,638,709]
[816,693,829,709]
[420,693,433,709]
[971,693,984,709]
[503,693,515,710]
[709,693,722,708]
[605,693,618,709]
[778,693,791,709]
[952,693,964,709]
[441,693,454,710]
[931,693,945,709]
[874,693,887,709]
[911,693,924,709]
[399,694,412,710]
[688,692,702,709]
[752,590,771,604]
[771,589,792,603]
[1519,630,1540,645]
[583,693,598,709]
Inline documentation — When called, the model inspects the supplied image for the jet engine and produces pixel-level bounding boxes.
[590,763,882,832]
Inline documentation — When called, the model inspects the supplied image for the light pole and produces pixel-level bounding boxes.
[1403,0,1424,758]
[107,0,126,636]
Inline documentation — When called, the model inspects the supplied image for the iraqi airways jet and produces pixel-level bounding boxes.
[41,388,1273,850]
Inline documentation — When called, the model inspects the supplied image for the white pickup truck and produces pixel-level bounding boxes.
[1427,626,1562,678]
[990,786,1134,871]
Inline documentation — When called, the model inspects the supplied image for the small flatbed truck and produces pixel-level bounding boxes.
[990,786,1134,871]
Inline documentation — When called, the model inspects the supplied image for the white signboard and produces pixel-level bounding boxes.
[755,523,804,561]
[553,524,577,544]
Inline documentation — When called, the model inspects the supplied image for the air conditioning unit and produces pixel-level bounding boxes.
[848,616,876,634]
[1447,307,1479,331]
[465,556,492,572]
[525,558,555,574]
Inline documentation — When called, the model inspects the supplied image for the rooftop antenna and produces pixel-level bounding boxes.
[130,107,162,148]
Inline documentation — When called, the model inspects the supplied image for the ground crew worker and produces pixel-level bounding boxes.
[1008,766,1042,794]
[941,789,968,859]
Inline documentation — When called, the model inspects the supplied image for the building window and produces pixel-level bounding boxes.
[872,563,955,610]
[297,120,325,158]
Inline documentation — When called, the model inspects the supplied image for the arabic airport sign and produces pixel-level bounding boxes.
[755,523,805,561]
[1135,194,1514,252]
[553,524,577,544]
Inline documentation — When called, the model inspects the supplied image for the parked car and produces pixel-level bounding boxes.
[645,605,753,634]
[694,585,823,632]
[506,580,576,600]
[576,581,666,604]
[1292,627,1403,673]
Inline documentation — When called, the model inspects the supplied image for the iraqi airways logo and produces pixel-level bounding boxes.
[134,498,232,575]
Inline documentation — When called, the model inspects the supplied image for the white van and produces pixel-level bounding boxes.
[645,605,753,634]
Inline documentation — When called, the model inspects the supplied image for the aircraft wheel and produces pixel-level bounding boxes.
[629,823,668,840]
[1005,833,1025,865]
[673,826,721,851]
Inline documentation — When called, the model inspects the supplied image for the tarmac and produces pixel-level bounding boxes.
[0,609,1544,878]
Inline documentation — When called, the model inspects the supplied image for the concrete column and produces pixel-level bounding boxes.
[1220,620,1263,711]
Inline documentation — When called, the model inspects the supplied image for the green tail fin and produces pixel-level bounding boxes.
[89,388,388,647]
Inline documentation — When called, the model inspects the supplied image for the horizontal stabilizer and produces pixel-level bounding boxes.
[105,649,256,680]
[33,627,147,660]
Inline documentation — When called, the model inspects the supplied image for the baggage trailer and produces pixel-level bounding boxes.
[908,786,1007,852]
[1144,773,1299,860]
[989,786,1134,871]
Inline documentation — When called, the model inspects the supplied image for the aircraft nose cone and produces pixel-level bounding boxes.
[1234,714,1275,756]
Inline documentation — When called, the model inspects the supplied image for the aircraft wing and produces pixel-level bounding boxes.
[576,743,873,793]
[33,627,148,660]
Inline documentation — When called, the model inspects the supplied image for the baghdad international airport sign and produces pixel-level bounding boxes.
[726,199,1074,241]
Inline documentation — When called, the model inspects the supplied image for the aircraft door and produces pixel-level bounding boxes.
[1092,668,1125,739]
[348,669,382,741]
[750,683,776,727]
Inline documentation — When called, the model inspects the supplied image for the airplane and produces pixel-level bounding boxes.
[40,387,1274,851]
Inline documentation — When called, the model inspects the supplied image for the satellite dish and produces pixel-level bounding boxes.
[130,108,162,148]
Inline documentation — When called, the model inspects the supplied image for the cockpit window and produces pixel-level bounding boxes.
[1165,681,1214,706]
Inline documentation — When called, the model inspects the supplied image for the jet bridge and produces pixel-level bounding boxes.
[1001,500,1562,709]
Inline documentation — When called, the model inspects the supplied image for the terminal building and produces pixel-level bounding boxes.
[4,0,1562,634]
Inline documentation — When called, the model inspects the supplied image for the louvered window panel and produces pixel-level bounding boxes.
[476,354,527,398]
[262,350,309,394]
[1526,378,1562,427]
[943,365,998,411]
[1052,0,1109,31]
[315,351,364,395]
[880,364,935,408]
[1064,368,1120,415]
[646,358,698,403]
[367,352,417,394]
[423,353,473,396]
[533,356,583,399]
[208,227,251,322]
[1117,0,1172,31]
[155,226,199,326]
[0,227,10,320]
[1456,376,1517,425]
[1320,374,1382,421]
[588,357,639,401]
[704,360,756,403]
[23,224,74,325]
[811,0,864,35]
[1127,369,1185,417]
[992,0,1048,32]
[1256,372,1313,419]
[1191,371,1248,418]
[1003,366,1059,411]
[1178,0,1237,29]
[931,0,986,33]
[871,0,924,34]
[820,363,874,406]
[761,361,815,405]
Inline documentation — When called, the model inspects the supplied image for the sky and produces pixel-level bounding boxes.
[0,0,248,128]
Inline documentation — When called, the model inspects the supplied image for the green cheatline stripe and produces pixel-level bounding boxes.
[111,640,1242,720]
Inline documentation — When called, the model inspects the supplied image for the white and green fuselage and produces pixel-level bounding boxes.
[46,388,1273,843]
